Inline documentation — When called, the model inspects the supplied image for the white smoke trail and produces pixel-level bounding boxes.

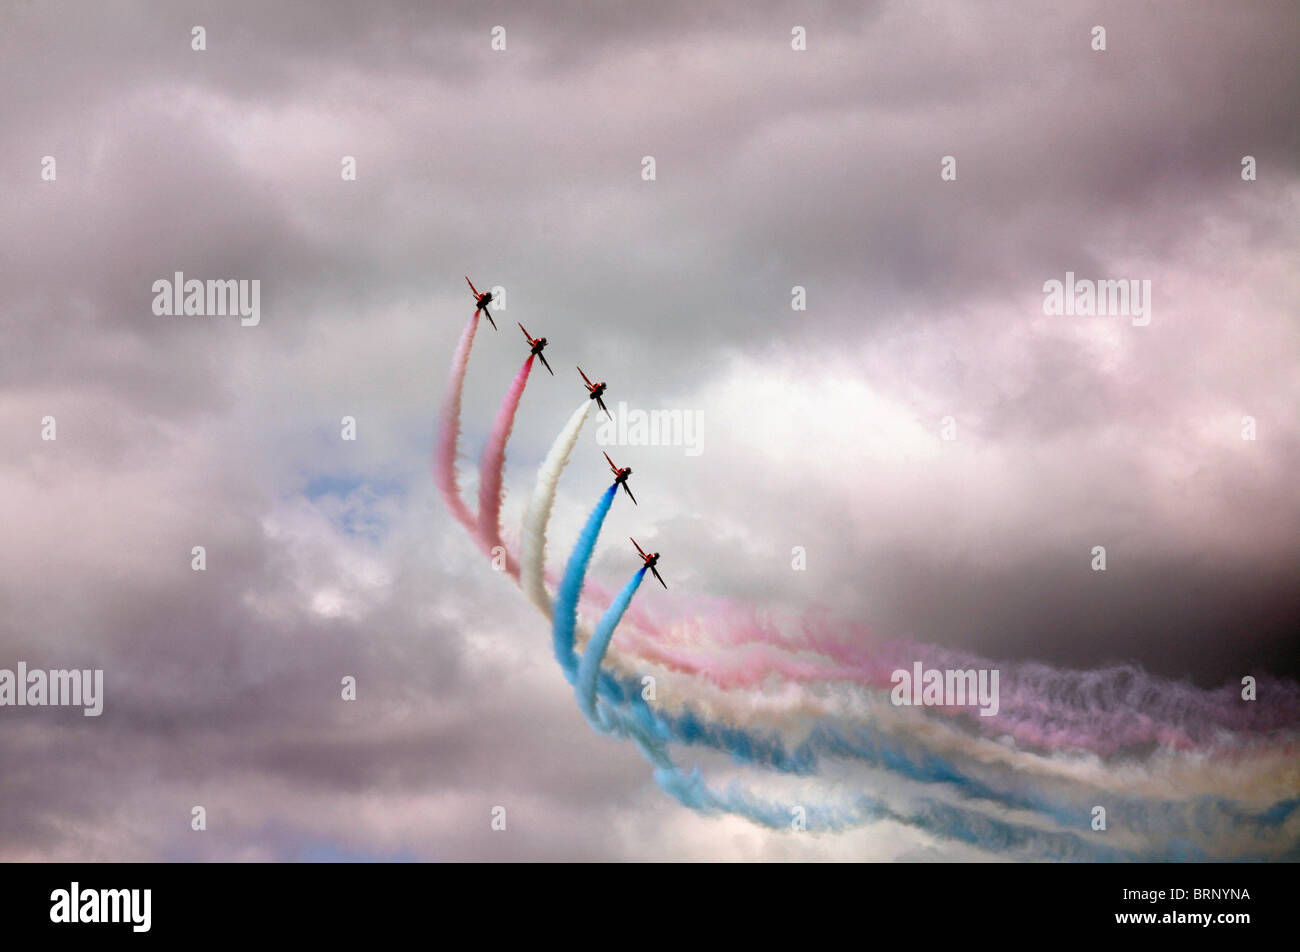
[521,400,593,615]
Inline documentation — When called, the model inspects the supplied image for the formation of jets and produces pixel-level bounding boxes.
[462,275,667,591]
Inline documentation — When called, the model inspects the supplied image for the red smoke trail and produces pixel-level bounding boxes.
[433,311,482,536]
[476,355,535,579]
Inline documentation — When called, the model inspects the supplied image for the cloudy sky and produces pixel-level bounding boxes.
[1,0,1296,861]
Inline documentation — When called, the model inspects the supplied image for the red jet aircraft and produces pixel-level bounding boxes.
[464,276,497,329]
[631,538,667,589]
[604,451,636,504]
[517,323,554,375]
[578,367,612,420]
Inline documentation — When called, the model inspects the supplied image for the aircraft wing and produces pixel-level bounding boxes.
[650,565,667,589]
[538,352,554,376]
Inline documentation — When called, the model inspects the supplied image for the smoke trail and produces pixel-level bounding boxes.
[553,483,618,682]
[521,400,593,614]
[433,311,482,535]
[578,568,646,721]
[475,355,535,577]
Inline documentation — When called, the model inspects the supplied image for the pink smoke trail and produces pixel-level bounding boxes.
[476,355,535,579]
[433,311,483,537]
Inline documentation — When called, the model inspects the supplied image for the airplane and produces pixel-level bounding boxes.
[631,538,667,589]
[577,367,612,420]
[517,322,554,375]
[464,276,497,329]
[604,451,636,505]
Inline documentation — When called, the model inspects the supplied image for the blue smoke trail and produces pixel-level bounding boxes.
[552,483,618,682]
[578,568,646,722]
